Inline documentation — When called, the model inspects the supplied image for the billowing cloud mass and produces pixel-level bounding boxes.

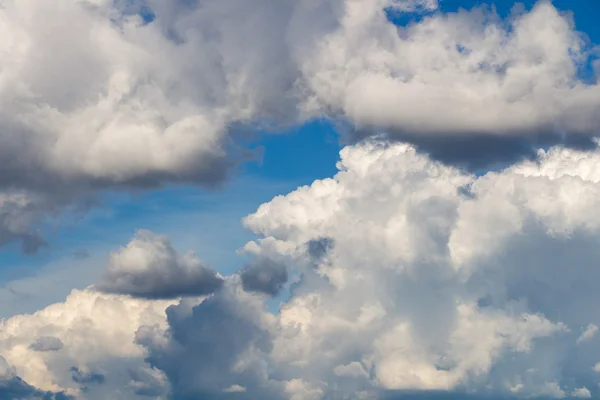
[96,230,223,299]
[4,139,600,398]
[2,0,600,399]
[0,0,598,249]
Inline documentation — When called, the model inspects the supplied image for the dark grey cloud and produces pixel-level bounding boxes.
[127,368,169,398]
[138,282,281,400]
[349,129,600,172]
[96,230,224,299]
[21,234,47,255]
[240,259,288,296]
[29,336,63,352]
[0,376,72,400]
[97,266,224,300]
[0,0,311,253]
[307,237,334,260]
[70,367,105,385]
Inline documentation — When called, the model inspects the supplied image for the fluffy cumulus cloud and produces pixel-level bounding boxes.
[305,1,600,136]
[140,140,600,398]
[5,139,600,398]
[95,230,223,299]
[0,288,176,399]
[4,0,600,399]
[0,0,598,249]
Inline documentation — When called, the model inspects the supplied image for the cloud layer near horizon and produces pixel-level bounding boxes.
[4,138,600,398]
[0,0,598,250]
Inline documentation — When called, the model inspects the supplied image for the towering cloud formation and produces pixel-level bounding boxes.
[0,0,598,249]
[4,139,600,398]
[237,139,600,398]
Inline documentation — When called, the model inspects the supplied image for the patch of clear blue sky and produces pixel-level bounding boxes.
[1,0,599,316]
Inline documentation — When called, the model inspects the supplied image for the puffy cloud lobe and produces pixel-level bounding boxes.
[0,0,228,188]
[96,230,224,299]
[577,324,598,344]
[0,289,175,399]
[573,387,593,399]
[305,1,600,137]
[301,1,600,168]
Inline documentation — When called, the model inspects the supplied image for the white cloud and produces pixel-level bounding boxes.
[302,1,600,137]
[572,387,592,398]
[7,139,600,398]
[577,324,598,344]
[241,139,600,397]
[0,0,597,250]
[284,379,324,400]
[223,384,247,393]
[0,288,176,398]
